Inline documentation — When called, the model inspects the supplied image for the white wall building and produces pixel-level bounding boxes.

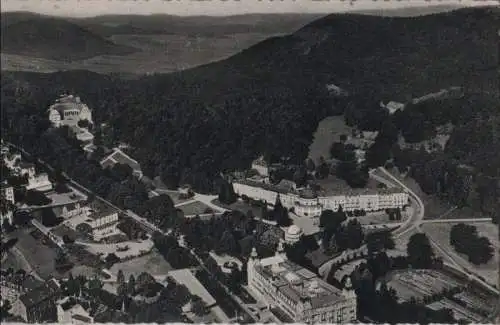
[48,95,93,128]
[61,202,90,219]
[1,184,15,205]
[247,241,357,324]
[233,180,409,217]
[1,183,15,226]
[26,173,53,192]
[76,202,120,240]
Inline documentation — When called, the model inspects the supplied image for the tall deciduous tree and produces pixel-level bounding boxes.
[407,233,434,269]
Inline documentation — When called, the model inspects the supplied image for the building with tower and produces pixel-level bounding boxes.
[233,178,408,217]
[247,240,357,323]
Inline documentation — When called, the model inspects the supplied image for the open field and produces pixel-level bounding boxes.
[2,32,282,75]
[421,222,499,285]
[308,116,353,163]
[178,201,214,216]
[110,250,173,278]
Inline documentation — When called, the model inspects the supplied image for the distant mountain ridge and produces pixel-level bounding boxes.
[1,16,137,61]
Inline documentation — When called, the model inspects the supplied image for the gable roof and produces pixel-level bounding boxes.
[100,148,141,172]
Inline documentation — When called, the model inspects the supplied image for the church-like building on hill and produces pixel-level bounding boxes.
[48,95,93,128]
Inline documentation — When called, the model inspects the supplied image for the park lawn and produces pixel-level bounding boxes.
[110,250,173,279]
[421,222,499,286]
[179,201,214,216]
[308,116,353,163]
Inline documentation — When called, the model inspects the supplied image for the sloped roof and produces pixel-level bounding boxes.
[20,280,59,308]
[100,148,141,172]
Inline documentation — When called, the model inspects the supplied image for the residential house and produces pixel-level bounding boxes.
[76,201,120,241]
[25,172,53,192]
[18,279,61,322]
[100,148,143,179]
[57,298,94,324]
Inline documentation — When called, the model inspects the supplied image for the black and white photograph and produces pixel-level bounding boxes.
[0,0,499,323]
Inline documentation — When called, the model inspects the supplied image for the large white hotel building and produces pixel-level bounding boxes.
[233,178,409,218]
[247,241,357,323]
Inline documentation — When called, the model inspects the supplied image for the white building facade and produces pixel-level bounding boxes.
[26,173,53,192]
[247,242,357,324]
[1,184,15,205]
[85,204,120,240]
[48,95,93,128]
[233,180,409,217]
[61,203,89,219]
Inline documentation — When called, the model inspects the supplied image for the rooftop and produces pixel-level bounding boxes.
[19,279,60,308]
[50,95,89,114]
[100,148,141,172]
[255,255,345,308]
[87,200,118,220]
[236,177,405,198]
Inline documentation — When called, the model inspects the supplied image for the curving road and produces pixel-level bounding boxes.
[374,168,499,308]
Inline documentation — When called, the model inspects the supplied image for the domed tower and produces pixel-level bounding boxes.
[247,247,259,289]
[342,276,357,321]
[342,276,356,300]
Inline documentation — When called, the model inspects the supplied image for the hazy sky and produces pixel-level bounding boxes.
[1,0,497,17]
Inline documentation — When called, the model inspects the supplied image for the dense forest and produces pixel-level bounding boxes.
[1,7,498,210]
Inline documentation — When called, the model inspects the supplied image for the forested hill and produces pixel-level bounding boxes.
[1,7,499,193]
[1,16,137,61]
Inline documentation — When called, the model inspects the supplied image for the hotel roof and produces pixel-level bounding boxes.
[255,255,346,308]
[236,178,405,198]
